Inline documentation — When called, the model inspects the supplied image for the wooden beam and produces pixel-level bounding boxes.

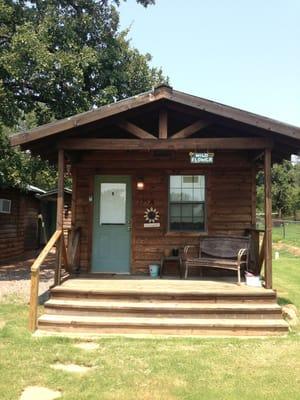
[56,149,64,229]
[10,86,300,149]
[171,120,210,139]
[159,109,168,139]
[116,120,157,140]
[264,148,272,289]
[55,149,64,286]
[29,268,39,332]
[59,137,273,151]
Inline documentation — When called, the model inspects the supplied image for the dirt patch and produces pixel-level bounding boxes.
[282,304,299,327]
[20,386,61,400]
[51,363,93,374]
[0,319,6,329]
[74,342,99,351]
[273,242,300,257]
[0,250,61,302]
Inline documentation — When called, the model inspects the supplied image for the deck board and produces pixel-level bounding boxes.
[59,277,274,295]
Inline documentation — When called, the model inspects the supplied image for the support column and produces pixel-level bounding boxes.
[56,149,65,229]
[55,149,64,285]
[264,148,272,289]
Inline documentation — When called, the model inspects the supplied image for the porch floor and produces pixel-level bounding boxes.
[37,276,289,337]
[58,276,273,295]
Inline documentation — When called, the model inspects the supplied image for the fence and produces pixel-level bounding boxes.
[257,217,300,246]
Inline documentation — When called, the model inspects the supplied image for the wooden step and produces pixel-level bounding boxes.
[38,314,289,336]
[50,286,277,303]
[44,298,283,319]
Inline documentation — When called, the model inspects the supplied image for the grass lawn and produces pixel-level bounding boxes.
[272,222,300,247]
[0,253,299,400]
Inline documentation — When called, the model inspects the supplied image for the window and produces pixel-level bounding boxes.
[169,175,205,231]
[100,183,126,224]
[0,199,11,214]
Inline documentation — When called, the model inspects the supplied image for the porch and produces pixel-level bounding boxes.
[37,276,288,336]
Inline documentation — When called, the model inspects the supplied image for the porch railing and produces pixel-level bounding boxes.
[247,228,266,277]
[29,229,68,332]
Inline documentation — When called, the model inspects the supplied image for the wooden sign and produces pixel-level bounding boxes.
[189,152,214,164]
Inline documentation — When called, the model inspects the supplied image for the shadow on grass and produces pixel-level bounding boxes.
[278,296,294,306]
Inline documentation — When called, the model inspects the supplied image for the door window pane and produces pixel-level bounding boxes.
[100,183,126,224]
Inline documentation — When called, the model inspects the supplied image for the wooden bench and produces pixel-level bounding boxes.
[183,236,250,284]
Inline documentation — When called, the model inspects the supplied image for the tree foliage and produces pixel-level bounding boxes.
[257,160,300,217]
[0,126,58,190]
[0,0,164,127]
[0,0,165,191]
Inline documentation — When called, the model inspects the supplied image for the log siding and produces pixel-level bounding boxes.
[74,150,254,274]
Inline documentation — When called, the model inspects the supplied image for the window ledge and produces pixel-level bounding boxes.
[165,231,208,237]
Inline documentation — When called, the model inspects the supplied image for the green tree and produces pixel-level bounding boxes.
[0,125,58,190]
[0,0,166,190]
[256,160,299,218]
[0,0,165,127]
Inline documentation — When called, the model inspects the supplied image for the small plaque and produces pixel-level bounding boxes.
[190,152,214,164]
[144,223,160,228]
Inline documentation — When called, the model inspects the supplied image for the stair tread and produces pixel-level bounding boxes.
[38,314,288,328]
[45,298,282,311]
[51,287,276,298]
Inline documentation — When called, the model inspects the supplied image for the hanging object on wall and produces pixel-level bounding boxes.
[189,152,214,164]
[144,207,160,228]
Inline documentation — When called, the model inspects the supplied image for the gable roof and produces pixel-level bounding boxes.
[10,85,300,149]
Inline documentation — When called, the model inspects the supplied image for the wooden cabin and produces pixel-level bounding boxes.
[10,85,300,336]
[0,185,45,262]
[0,186,72,262]
[39,188,72,244]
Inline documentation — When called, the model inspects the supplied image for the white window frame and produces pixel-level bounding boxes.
[168,175,206,232]
[0,199,12,214]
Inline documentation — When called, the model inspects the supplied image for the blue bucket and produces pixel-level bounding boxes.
[149,264,160,278]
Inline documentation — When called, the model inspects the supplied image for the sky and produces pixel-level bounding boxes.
[119,0,300,126]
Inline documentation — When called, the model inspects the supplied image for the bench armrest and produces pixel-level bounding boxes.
[237,248,248,265]
[183,245,198,260]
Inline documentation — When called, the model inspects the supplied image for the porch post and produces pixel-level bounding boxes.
[264,148,272,289]
[54,149,64,285]
[56,148,65,229]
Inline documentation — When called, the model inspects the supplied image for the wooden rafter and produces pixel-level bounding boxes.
[159,109,168,139]
[9,86,300,148]
[59,137,273,151]
[116,120,157,140]
[171,120,210,139]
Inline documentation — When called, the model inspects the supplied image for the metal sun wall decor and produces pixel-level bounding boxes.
[144,207,160,228]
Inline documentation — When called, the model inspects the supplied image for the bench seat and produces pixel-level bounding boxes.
[183,236,250,284]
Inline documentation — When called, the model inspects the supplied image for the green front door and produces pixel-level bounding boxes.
[91,175,132,273]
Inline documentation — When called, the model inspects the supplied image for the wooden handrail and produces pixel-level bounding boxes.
[258,232,266,273]
[67,227,81,271]
[29,229,63,332]
[31,229,62,272]
[62,238,69,272]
